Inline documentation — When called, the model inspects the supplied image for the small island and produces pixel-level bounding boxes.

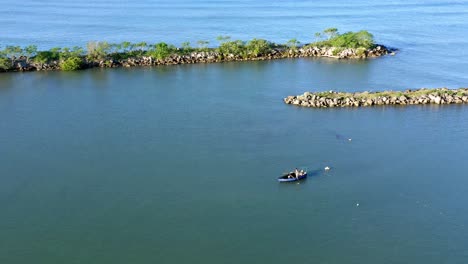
[284,88,468,108]
[0,28,394,73]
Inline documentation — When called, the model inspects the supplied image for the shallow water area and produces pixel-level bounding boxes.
[1,62,468,263]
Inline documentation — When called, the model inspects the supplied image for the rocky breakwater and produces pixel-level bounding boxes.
[109,45,393,66]
[284,88,468,108]
[2,45,393,73]
[286,45,393,59]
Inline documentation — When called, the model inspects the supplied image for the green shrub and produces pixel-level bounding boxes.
[135,42,148,52]
[148,42,176,60]
[0,57,11,70]
[181,42,193,54]
[245,38,271,57]
[323,28,338,39]
[217,40,245,56]
[196,40,210,52]
[286,38,300,51]
[60,56,83,71]
[2,46,23,59]
[33,50,60,64]
[24,45,38,62]
[103,60,112,67]
[87,41,111,60]
[312,29,375,49]
[356,47,366,57]
[332,47,344,56]
[60,46,84,60]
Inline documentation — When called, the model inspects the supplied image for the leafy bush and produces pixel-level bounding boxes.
[121,41,132,52]
[60,56,83,71]
[180,42,193,54]
[286,38,300,50]
[24,45,38,62]
[2,46,23,59]
[323,28,338,39]
[33,50,60,64]
[0,57,11,70]
[332,47,344,56]
[217,40,245,56]
[356,47,366,57]
[245,38,271,57]
[60,46,84,60]
[196,40,209,52]
[87,41,111,60]
[0,29,381,72]
[148,42,176,60]
[312,29,375,49]
[135,42,148,51]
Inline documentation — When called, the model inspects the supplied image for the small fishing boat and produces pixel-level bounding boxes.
[278,172,308,182]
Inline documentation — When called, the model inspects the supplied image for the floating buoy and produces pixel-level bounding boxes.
[348,138,352,141]
[356,203,360,207]
[324,166,330,171]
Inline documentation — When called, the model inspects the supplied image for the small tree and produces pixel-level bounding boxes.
[87,41,110,60]
[323,28,339,39]
[129,43,137,52]
[0,47,12,70]
[314,32,322,43]
[124,42,148,56]
[71,46,84,57]
[33,49,60,66]
[328,30,374,49]
[121,41,132,52]
[354,30,374,49]
[136,42,148,51]
[33,52,51,65]
[216,35,231,44]
[196,40,209,52]
[112,43,123,53]
[286,39,300,51]
[3,46,23,65]
[181,41,193,54]
[24,45,38,63]
[50,47,62,58]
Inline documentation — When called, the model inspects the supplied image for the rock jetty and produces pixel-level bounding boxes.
[284,88,468,108]
[2,45,392,73]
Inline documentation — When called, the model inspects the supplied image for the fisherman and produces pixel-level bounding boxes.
[294,168,300,179]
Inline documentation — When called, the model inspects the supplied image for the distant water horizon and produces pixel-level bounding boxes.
[2,0,468,88]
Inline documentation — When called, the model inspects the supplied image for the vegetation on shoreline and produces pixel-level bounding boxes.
[310,28,374,49]
[0,28,386,72]
[284,88,468,108]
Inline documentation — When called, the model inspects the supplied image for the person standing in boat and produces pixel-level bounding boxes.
[294,168,300,179]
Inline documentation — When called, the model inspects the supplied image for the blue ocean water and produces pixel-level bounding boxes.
[1,1,468,264]
[2,0,468,87]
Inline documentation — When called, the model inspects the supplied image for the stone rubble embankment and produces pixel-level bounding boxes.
[284,88,468,108]
[4,45,393,73]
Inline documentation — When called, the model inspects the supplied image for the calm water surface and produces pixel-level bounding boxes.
[1,1,468,264]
